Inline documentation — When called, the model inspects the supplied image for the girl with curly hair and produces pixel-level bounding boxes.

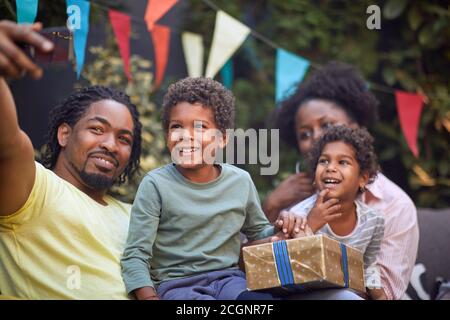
[279,126,385,299]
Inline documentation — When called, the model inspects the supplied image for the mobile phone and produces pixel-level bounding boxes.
[22,27,72,65]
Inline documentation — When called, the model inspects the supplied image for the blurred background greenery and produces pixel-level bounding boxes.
[1,0,448,207]
[183,0,450,208]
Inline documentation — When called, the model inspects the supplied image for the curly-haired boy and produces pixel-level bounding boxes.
[121,77,278,300]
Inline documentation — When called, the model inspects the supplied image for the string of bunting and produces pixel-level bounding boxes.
[15,0,437,158]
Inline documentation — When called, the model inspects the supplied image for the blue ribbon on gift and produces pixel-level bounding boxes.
[340,242,349,288]
[273,240,295,287]
[273,239,350,289]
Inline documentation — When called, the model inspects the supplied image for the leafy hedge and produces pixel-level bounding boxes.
[183,0,450,208]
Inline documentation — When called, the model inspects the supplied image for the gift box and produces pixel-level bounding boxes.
[243,234,365,293]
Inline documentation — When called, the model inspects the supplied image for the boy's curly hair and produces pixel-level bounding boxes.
[161,77,235,133]
[308,125,378,185]
[274,62,379,150]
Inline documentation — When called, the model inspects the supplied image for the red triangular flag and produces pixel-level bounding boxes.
[145,0,178,31]
[395,91,425,157]
[108,9,131,81]
[151,24,170,87]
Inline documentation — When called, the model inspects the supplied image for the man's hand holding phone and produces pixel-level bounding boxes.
[0,20,54,79]
[24,26,71,66]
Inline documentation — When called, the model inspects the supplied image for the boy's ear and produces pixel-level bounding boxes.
[57,123,71,148]
[165,130,172,149]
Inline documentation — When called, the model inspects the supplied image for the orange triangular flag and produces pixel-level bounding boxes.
[145,0,178,31]
[395,91,425,157]
[108,9,131,81]
[151,24,170,87]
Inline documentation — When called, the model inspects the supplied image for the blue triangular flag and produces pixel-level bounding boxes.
[66,0,90,78]
[16,0,38,24]
[220,59,233,89]
[275,48,310,103]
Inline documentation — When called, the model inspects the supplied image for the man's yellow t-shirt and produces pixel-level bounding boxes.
[0,162,131,299]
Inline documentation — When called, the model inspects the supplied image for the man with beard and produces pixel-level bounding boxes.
[0,21,142,299]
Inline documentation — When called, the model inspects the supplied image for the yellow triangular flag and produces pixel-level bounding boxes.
[205,11,250,78]
[182,32,204,77]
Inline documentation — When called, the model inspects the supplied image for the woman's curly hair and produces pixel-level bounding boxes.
[274,61,379,150]
[161,77,235,133]
[41,85,142,184]
[308,125,379,186]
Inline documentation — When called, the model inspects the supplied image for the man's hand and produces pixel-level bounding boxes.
[264,173,314,222]
[0,20,54,216]
[307,189,342,233]
[0,20,53,80]
[133,286,160,300]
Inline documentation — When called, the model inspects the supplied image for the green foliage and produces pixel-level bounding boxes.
[374,0,450,207]
[185,0,449,207]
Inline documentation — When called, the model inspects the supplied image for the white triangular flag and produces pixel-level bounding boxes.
[182,32,204,77]
[205,11,250,78]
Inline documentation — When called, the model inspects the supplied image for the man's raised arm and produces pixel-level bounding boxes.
[0,21,53,216]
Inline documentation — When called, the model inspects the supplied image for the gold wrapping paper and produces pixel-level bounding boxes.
[243,234,365,293]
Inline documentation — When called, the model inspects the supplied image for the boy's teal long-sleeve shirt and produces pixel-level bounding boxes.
[121,163,274,293]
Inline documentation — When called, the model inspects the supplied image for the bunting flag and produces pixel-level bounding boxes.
[144,0,178,31]
[395,91,425,157]
[150,24,170,87]
[205,10,250,79]
[66,0,90,78]
[16,0,38,24]
[12,2,432,154]
[181,32,204,77]
[220,58,233,89]
[275,48,310,103]
[108,9,131,81]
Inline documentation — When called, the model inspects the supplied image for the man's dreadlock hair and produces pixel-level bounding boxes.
[41,86,142,184]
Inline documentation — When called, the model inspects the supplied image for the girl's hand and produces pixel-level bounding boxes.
[307,189,342,233]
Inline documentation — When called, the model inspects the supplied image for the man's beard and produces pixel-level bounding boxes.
[71,162,116,189]
[79,170,115,189]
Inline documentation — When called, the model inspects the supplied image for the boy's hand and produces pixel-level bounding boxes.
[367,288,387,300]
[133,286,160,300]
[0,20,54,79]
[291,216,315,238]
[269,229,291,242]
[274,210,309,238]
[307,189,342,233]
